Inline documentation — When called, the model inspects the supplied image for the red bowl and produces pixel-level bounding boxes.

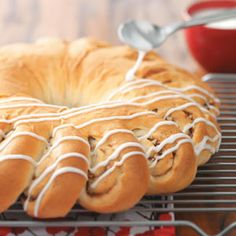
[183,0,236,73]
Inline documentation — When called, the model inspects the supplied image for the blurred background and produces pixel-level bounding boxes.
[0,0,195,69]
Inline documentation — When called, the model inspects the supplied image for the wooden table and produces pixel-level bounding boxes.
[0,0,196,70]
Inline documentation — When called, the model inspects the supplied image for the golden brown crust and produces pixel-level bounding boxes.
[25,125,90,218]
[0,123,49,212]
[148,142,197,194]
[79,154,149,213]
[0,38,221,218]
[145,123,197,194]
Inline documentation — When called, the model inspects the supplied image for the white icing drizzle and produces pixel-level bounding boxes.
[37,136,90,165]
[0,100,124,125]
[89,126,191,188]
[140,95,209,110]
[177,85,220,103]
[65,100,124,113]
[33,167,87,216]
[195,135,220,155]
[200,144,216,154]
[12,103,137,126]
[122,81,164,94]
[90,121,187,184]
[0,154,36,166]
[62,102,140,120]
[0,103,65,110]
[12,97,215,127]
[28,152,88,198]
[0,100,133,126]
[63,100,137,119]
[129,91,219,115]
[125,51,146,81]
[13,101,140,126]
[150,139,192,168]
[84,121,189,190]
[209,105,220,115]
[164,102,214,120]
[0,114,58,126]
[0,97,43,104]
[74,111,157,130]
[107,77,219,104]
[147,133,190,157]
[14,116,61,127]
[182,117,221,155]
[0,132,48,151]
[4,131,13,138]
[189,94,220,115]
[94,129,134,151]
[0,91,218,131]
[52,114,156,141]
[129,90,212,107]
[24,152,89,212]
[11,112,61,123]
[90,151,146,189]
[106,79,150,101]
[139,121,176,140]
[141,94,189,105]
[182,117,220,135]
[0,98,217,132]
[90,142,144,173]
[8,100,108,123]
[52,124,77,137]
[107,78,170,100]
[189,93,208,103]
[50,108,218,171]
[129,90,178,102]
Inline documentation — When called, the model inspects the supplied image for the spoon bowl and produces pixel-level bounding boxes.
[118,20,166,51]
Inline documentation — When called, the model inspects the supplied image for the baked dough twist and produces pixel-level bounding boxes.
[0,38,220,218]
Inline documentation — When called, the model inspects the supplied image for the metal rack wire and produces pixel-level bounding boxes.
[0,73,235,236]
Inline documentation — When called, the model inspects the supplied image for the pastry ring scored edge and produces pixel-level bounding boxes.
[0,38,221,218]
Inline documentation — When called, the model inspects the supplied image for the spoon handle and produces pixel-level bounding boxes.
[183,8,236,28]
[164,8,236,35]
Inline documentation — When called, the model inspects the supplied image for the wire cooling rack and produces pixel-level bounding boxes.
[0,73,236,236]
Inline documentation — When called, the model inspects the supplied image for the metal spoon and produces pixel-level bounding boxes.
[118,8,236,51]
